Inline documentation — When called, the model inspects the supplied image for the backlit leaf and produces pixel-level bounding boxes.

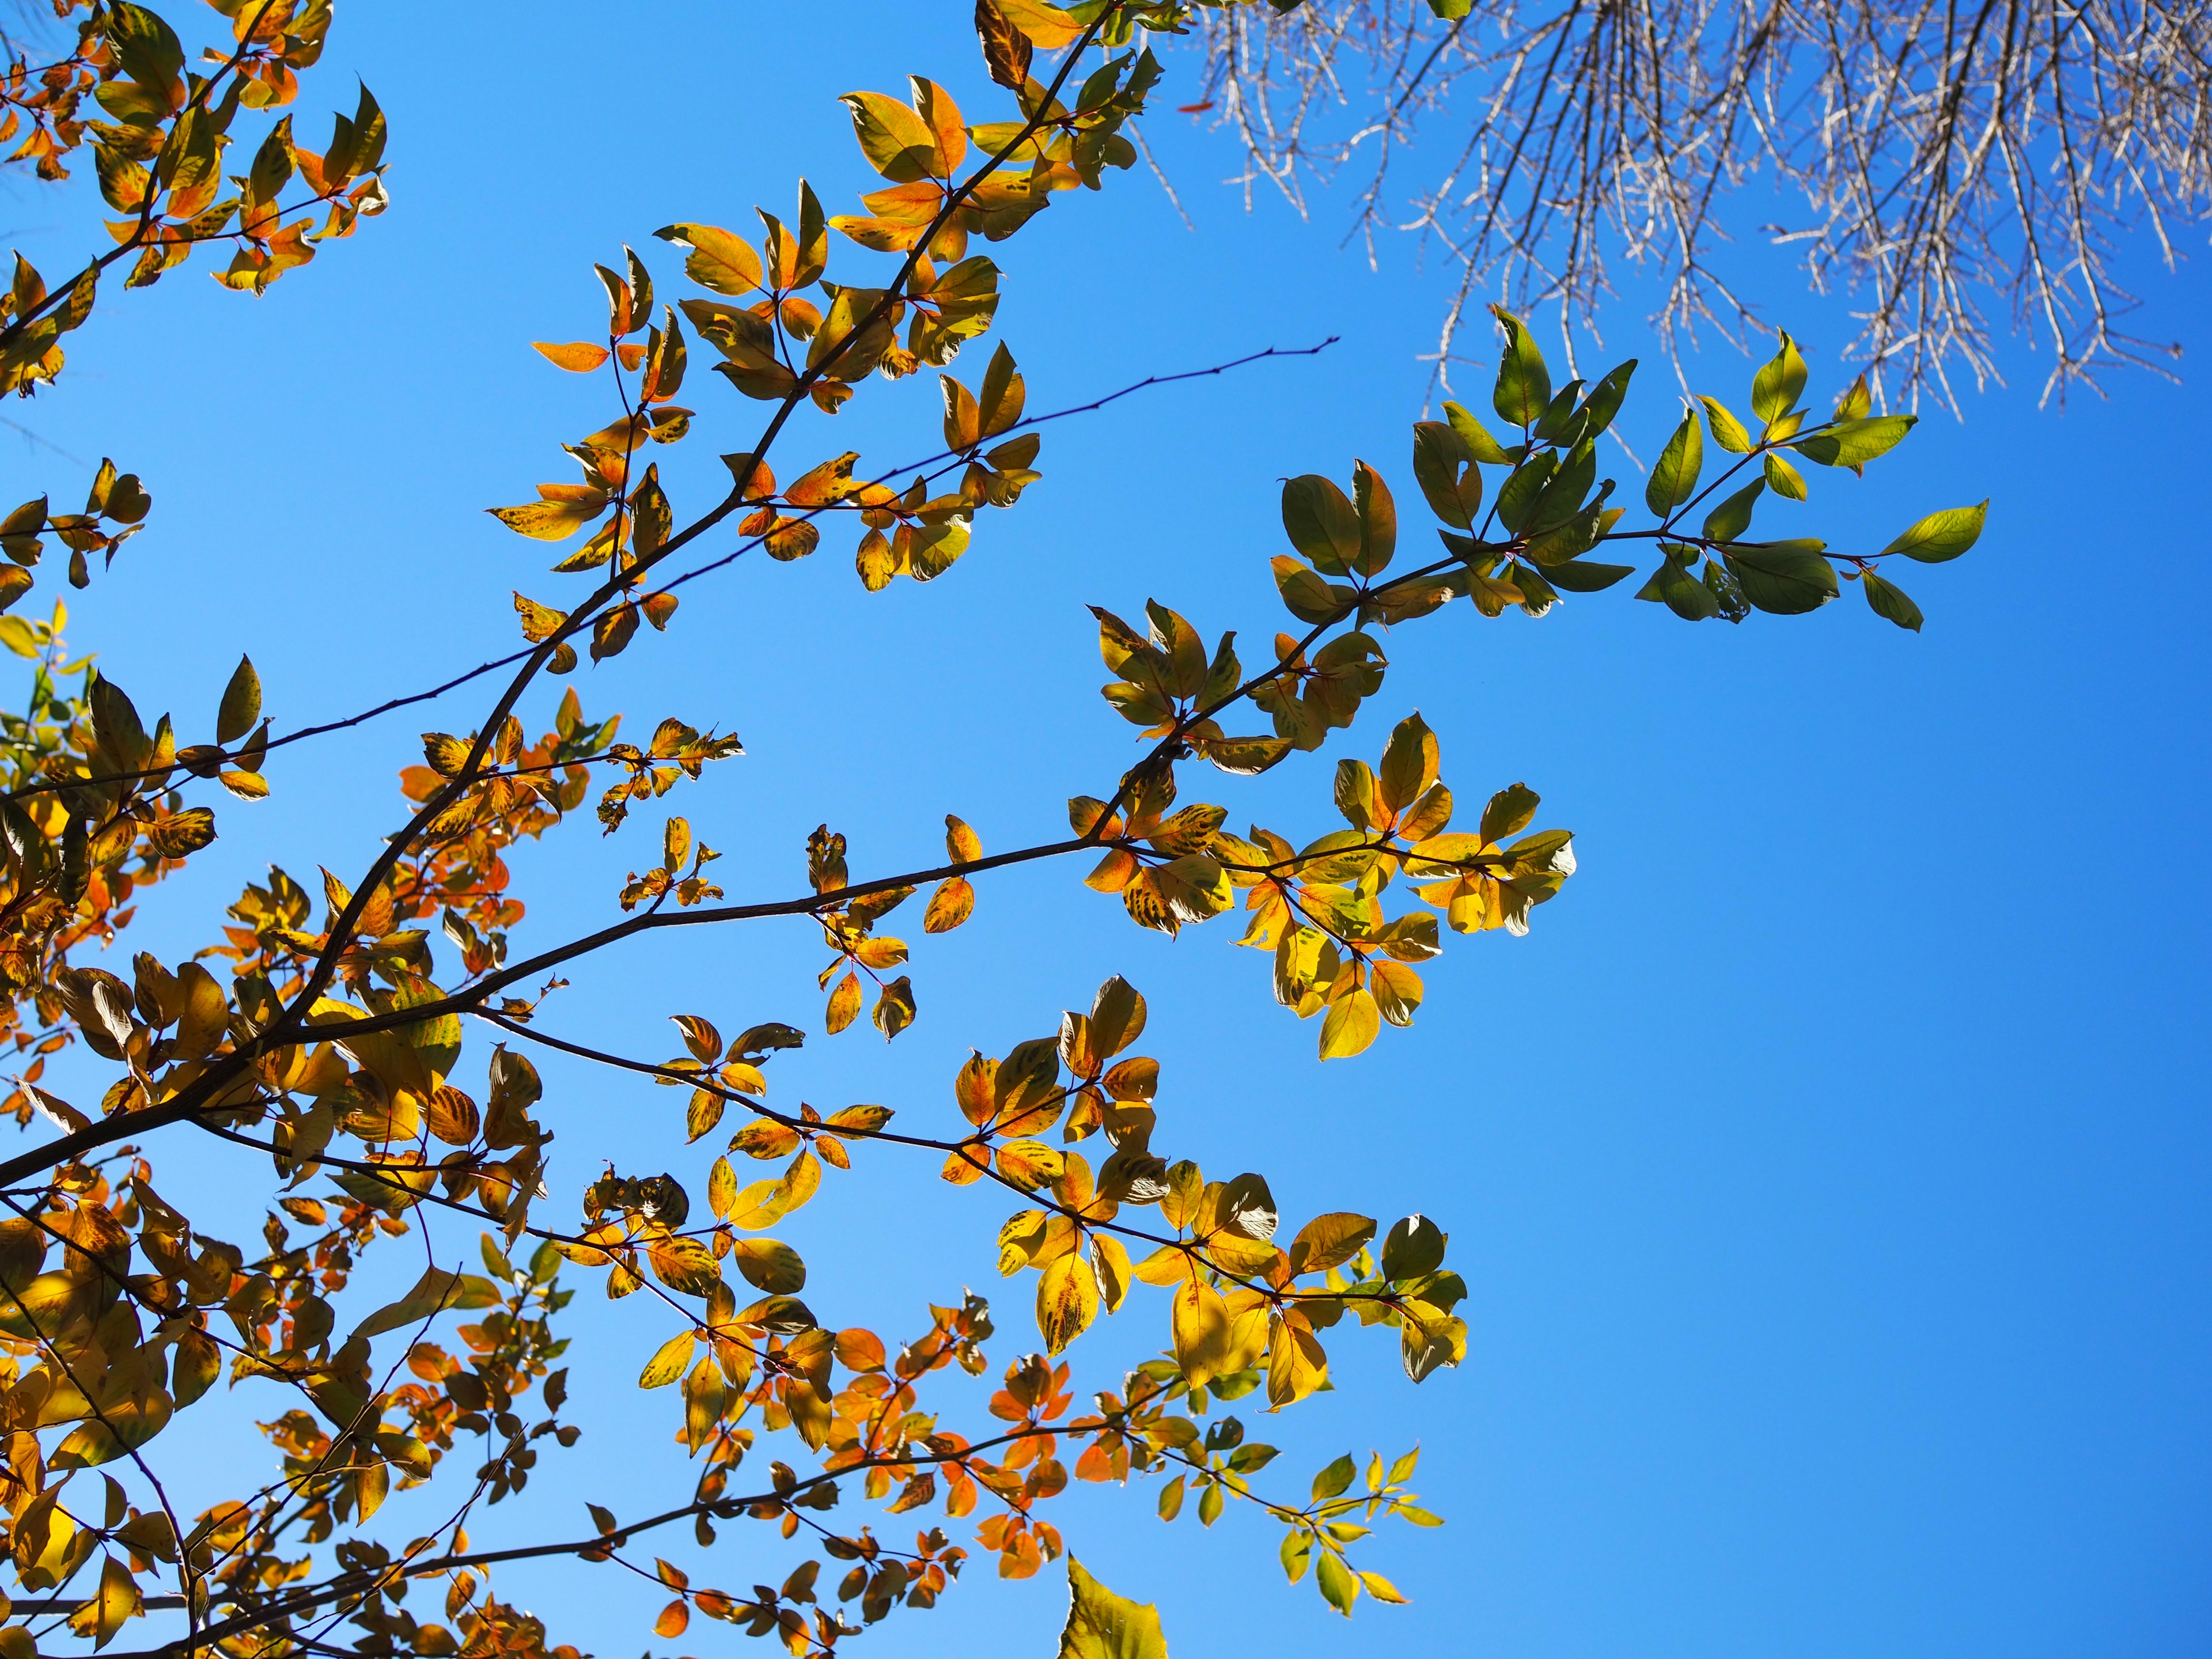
[532,341,610,373]
[639,1331,695,1388]
[1056,1557,1167,1659]
[1881,501,1986,563]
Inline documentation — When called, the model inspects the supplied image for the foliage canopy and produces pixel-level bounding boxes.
[0,2,1981,1656]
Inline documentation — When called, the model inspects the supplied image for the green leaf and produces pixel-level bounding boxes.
[1479,782,1539,842]
[350,1266,500,1343]
[1058,1557,1168,1659]
[1635,556,1721,621]
[1381,1213,1446,1277]
[1492,451,1554,535]
[1441,402,1513,464]
[1645,412,1703,516]
[1281,475,1361,576]
[108,2,185,90]
[217,655,261,746]
[1271,556,1343,624]
[1575,359,1637,437]
[1410,422,1479,529]
[1763,450,1808,501]
[1508,559,1558,616]
[1312,1453,1356,1502]
[1702,478,1765,543]
[1531,381,1584,443]
[1795,414,1915,468]
[1702,558,1749,623]
[1204,735,1293,775]
[1881,501,1986,563]
[1862,570,1923,631]
[1724,541,1838,614]
[1488,306,1551,428]
[1351,462,1396,577]
[1315,1550,1361,1616]
[1751,332,1808,422]
[1539,559,1637,593]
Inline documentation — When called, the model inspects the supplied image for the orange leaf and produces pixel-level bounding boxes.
[533,340,610,373]
[941,1145,990,1185]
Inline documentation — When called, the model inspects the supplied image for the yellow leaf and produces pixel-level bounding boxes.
[647,1234,720,1296]
[1056,1556,1168,1659]
[171,961,228,1063]
[684,1089,724,1142]
[725,1150,821,1230]
[513,591,566,643]
[1091,1233,1131,1313]
[730,1237,806,1294]
[857,528,899,590]
[77,1554,142,1648]
[783,452,858,507]
[941,1145,990,1185]
[839,90,941,184]
[1266,1313,1330,1408]
[653,223,763,296]
[853,937,908,969]
[910,78,967,176]
[997,1138,1065,1190]
[1036,1252,1099,1353]
[998,1209,1048,1275]
[825,971,862,1033]
[996,0,1086,48]
[872,975,916,1040]
[719,1061,767,1096]
[1372,961,1423,1026]
[1132,1244,1191,1287]
[923,876,975,933]
[671,1014,722,1062]
[639,1331,696,1388]
[1171,1279,1232,1389]
[1318,988,1380,1060]
[488,496,606,541]
[1287,1213,1374,1276]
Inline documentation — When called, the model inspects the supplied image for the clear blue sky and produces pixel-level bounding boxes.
[6,2,2209,1656]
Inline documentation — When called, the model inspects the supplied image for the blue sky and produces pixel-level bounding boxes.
[5,2,2210,1656]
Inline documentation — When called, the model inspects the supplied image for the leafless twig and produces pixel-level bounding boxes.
[1181,0,2208,407]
